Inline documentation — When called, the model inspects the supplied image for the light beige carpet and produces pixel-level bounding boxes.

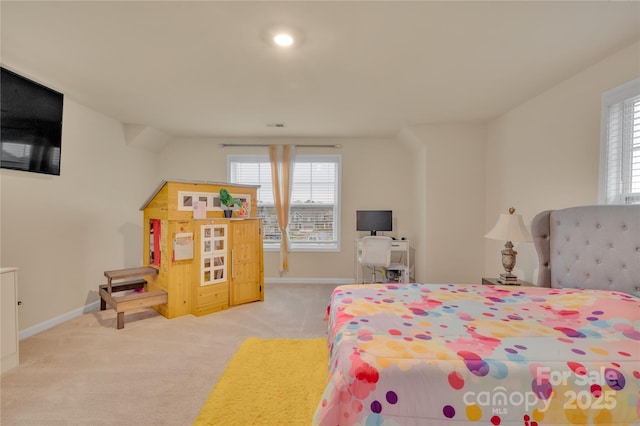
[1,283,338,426]
[193,337,328,426]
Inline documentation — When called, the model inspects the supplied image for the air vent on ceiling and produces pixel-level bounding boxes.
[266,123,287,128]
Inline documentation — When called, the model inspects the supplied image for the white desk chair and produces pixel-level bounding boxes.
[358,236,409,283]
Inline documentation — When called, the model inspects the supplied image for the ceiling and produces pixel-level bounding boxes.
[1,1,639,139]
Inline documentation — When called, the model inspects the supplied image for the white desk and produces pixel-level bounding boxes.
[355,239,411,283]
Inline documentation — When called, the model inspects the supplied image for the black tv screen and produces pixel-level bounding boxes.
[1,67,64,175]
[356,210,392,236]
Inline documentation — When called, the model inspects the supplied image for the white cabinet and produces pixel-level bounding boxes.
[1,267,19,374]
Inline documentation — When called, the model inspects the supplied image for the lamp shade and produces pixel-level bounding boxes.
[485,211,532,242]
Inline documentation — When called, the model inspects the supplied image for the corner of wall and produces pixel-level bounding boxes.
[123,124,171,152]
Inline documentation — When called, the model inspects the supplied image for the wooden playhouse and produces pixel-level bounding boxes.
[142,179,264,318]
[100,179,264,328]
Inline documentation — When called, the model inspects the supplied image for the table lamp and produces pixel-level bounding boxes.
[485,207,532,284]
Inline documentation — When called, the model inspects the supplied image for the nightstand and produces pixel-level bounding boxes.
[482,277,535,287]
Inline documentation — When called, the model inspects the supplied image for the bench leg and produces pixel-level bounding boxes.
[100,297,106,311]
[117,312,125,329]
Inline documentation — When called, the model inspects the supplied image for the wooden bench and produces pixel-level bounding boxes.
[99,266,167,329]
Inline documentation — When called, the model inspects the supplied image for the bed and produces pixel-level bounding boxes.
[313,205,639,425]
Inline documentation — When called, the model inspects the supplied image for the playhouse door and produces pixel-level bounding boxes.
[229,219,263,306]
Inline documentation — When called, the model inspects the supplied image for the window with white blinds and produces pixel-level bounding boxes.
[599,78,640,205]
[228,154,341,251]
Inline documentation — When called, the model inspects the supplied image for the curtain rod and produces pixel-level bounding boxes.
[218,143,341,148]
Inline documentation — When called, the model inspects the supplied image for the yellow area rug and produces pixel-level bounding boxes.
[193,337,328,426]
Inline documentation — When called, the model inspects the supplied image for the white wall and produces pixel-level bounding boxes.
[1,98,157,330]
[156,137,415,281]
[404,124,487,284]
[398,128,428,282]
[484,41,640,283]
[4,39,637,334]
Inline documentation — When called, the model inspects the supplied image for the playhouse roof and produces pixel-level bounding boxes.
[139,179,260,210]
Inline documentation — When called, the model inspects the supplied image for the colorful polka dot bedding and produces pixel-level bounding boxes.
[312,284,639,425]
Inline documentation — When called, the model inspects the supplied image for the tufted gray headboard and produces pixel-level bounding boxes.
[531,205,640,296]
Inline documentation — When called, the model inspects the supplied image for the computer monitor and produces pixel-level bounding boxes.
[356,210,392,236]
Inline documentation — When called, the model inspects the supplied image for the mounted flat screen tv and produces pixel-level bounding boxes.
[1,67,64,175]
[356,210,392,236]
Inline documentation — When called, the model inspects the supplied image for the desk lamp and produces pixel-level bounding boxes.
[485,207,532,284]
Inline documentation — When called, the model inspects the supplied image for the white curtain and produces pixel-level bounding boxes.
[269,144,295,272]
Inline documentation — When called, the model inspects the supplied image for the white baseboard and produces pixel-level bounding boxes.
[19,300,100,340]
[264,277,355,285]
[19,279,354,339]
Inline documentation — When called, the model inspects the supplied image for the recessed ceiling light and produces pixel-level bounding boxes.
[273,33,294,47]
[262,26,303,48]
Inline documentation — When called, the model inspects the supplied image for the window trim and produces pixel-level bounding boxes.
[599,77,640,205]
[227,153,342,252]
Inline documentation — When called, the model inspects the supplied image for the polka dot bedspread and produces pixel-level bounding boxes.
[312,284,639,425]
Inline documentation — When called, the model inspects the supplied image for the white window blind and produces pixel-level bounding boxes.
[600,78,640,205]
[228,154,341,251]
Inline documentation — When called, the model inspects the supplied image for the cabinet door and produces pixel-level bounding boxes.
[229,220,263,306]
[1,270,18,373]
